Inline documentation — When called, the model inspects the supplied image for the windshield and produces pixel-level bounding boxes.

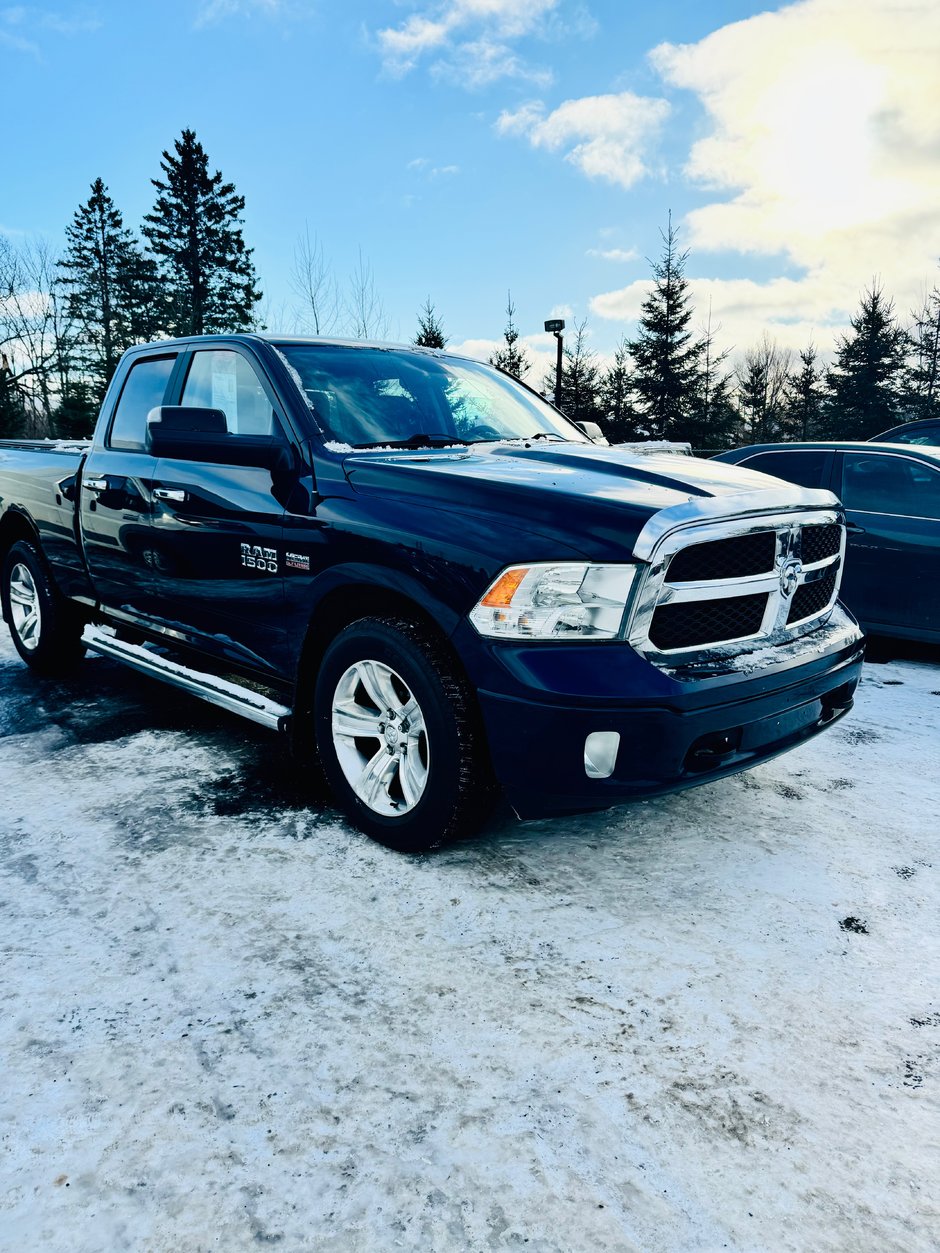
[275,344,586,448]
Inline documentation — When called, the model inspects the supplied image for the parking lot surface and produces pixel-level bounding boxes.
[1,629,938,1251]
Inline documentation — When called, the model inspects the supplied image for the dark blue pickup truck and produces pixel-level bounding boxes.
[0,335,864,850]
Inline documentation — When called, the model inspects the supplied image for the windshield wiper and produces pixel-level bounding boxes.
[353,433,471,449]
[528,432,570,441]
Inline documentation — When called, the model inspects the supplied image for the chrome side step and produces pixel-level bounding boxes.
[82,626,292,732]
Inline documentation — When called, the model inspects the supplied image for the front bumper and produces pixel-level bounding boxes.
[455,607,865,818]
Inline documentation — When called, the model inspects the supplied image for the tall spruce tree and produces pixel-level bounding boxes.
[681,304,738,450]
[825,284,908,438]
[143,129,261,336]
[628,216,705,439]
[785,344,826,440]
[414,297,447,348]
[904,284,940,420]
[489,292,531,380]
[599,337,639,442]
[542,319,602,423]
[59,178,161,400]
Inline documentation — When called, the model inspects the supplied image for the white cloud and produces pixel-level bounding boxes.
[433,35,553,88]
[377,0,563,87]
[1,6,100,52]
[496,92,670,188]
[645,0,940,341]
[576,0,940,361]
[591,272,862,360]
[379,13,450,70]
[586,247,638,263]
[407,157,461,178]
[450,333,557,389]
[195,0,285,25]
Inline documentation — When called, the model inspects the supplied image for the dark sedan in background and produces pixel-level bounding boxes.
[869,418,940,447]
[714,442,940,643]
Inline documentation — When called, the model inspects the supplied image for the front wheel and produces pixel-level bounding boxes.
[314,616,495,852]
[1,540,85,674]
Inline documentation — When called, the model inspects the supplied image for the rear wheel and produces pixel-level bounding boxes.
[1,540,85,674]
[314,616,495,852]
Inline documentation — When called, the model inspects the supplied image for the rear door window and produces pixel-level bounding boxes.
[108,355,176,450]
[740,450,832,489]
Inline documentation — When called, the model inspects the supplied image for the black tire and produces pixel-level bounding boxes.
[314,615,496,852]
[1,540,85,675]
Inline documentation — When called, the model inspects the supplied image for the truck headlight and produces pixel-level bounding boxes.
[469,563,638,640]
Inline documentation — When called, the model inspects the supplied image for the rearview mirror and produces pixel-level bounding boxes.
[576,420,609,446]
[147,407,292,471]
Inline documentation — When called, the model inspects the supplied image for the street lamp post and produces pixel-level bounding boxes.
[544,318,565,410]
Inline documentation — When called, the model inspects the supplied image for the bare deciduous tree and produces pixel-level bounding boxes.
[290,225,340,336]
[736,334,793,444]
[345,248,389,341]
[0,236,74,435]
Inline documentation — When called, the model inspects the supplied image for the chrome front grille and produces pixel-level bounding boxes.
[799,523,842,565]
[648,592,768,651]
[629,508,846,659]
[665,531,777,582]
[787,565,838,625]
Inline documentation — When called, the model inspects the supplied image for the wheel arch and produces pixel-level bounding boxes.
[0,510,43,623]
[289,568,474,751]
[0,508,42,560]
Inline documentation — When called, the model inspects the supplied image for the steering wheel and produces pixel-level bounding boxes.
[466,424,503,441]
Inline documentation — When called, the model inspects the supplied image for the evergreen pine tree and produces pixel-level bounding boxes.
[542,319,602,424]
[784,344,826,439]
[0,352,27,438]
[414,296,447,348]
[598,338,639,442]
[735,335,792,444]
[489,292,531,380]
[628,215,705,439]
[143,129,261,336]
[59,178,162,400]
[825,284,908,438]
[51,380,98,440]
[903,284,940,420]
[680,305,738,450]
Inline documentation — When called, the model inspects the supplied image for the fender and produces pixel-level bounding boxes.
[301,561,463,638]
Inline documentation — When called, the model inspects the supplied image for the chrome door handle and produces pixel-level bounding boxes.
[153,488,188,504]
[83,477,108,493]
[845,523,866,535]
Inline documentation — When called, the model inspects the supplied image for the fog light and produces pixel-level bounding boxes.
[584,731,620,779]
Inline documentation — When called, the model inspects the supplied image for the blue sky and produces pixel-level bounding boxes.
[3,0,938,380]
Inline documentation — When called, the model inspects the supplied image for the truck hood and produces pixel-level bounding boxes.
[341,442,803,561]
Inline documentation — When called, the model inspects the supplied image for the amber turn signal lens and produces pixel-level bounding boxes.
[481,566,530,607]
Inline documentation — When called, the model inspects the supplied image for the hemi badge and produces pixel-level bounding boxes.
[285,552,310,572]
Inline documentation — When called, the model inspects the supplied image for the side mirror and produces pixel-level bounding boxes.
[576,421,609,446]
[147,406,292,471]
[148,405,227,435]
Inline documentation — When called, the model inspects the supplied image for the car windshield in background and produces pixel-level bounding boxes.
[275,344,587,448]
[870,419,940,446]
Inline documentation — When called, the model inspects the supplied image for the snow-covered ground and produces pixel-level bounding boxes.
[1,626,938,1252]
